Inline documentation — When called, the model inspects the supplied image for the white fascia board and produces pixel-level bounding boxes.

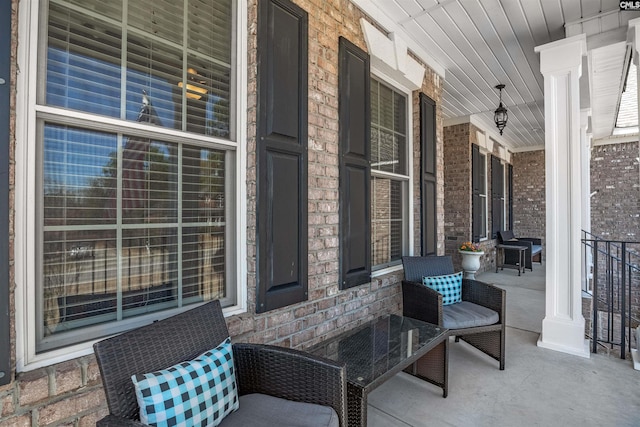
[510,145,545,153]
[592,132,639,145]
[443,115,472,127]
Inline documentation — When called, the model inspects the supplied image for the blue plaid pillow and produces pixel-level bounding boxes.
[422,272,463,305]
[132,337,239,427]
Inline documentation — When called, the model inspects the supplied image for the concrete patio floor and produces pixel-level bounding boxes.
[367,263,640,426]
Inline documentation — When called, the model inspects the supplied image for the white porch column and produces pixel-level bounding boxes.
[535,34,590,358]
[629,18,640,371]
[580,108,592,292]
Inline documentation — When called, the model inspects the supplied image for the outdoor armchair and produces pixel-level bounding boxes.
[402,256,505,370]
[498,230,542,271]
[93,300,347,426]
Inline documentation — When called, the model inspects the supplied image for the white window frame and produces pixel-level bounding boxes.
[478,150,488,241]
[15,0,247,371]
[503,162,508,230]
[369,69,414,277]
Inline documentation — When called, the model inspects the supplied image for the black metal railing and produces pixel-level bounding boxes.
[582,231,640,359]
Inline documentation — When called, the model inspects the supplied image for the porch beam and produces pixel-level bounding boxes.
[534,35,590,358]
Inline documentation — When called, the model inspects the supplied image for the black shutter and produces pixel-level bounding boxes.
[491,155,504,239]
[420,94,437,256]
[256,0,308,313]
[508,163,513,230]
[339,37,371,290]
[471,144,481,243]
[0,0,10,386]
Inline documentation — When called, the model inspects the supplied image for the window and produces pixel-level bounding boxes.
[472,145,488,242]
[503,163,509,230]
[507,163,513,230]
[491,155,504,239]
[20,0,242,357]
[370,79,408,269]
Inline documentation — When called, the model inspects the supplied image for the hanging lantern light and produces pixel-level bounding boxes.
[494,84,508,135]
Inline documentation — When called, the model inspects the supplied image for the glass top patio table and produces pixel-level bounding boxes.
[310,314,447,388]
[309,314,449,426]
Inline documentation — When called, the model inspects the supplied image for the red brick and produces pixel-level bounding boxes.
[53,361,82,396]
[78,408,109,427]
[37,389,105,426]
[0,414,31,427]
[1,392,15,417]
[85,358,101,387]
[18,369,49,406]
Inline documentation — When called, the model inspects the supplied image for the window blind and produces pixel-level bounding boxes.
[40,128,228,351]
[370,79,408,268]
[46,0,232,137]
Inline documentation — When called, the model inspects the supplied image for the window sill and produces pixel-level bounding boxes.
[371,263,404,278]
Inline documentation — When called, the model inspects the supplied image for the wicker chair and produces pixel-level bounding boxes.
[498,230,543,271]
[402,256,505,370]
[93,300,347,426]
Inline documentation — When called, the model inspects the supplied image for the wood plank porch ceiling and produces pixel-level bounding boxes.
[372,0,640,151]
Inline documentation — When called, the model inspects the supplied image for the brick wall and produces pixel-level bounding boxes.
[443,123,512,273]
[590,141,640,241]
[2,0,444,424]
[443,123,472,261]
[511,150,546,255]
[590,141,640,329]
[0,357,108,427]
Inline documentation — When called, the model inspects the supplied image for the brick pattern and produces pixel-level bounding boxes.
[590,142,640,241]
[241,0,443,350]
[443,123,472,264]
[3,0,444,424]
[443,123,513,273]
[511,150,546,254]
[590,142,640,327]
[0,356,107,426]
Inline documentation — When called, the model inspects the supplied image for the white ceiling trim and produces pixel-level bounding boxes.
[363,1,640,150]
[592,133,640,146]
[350,0,446,77]
[361,19,426,90]
[588,41,628,139]
[510,144,545,153]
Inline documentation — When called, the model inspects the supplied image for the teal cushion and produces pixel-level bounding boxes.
[132,337,239,427]
[422,272,463,305]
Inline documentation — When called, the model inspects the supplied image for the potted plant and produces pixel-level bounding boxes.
[458,241,484,279]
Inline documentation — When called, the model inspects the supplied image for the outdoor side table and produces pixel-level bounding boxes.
[496,244,527,276]
[309,314,449,427]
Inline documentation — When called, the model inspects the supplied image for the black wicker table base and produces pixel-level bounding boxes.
[310,315,449,427]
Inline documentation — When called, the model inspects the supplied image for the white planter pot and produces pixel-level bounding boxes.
[458,250,484,279]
